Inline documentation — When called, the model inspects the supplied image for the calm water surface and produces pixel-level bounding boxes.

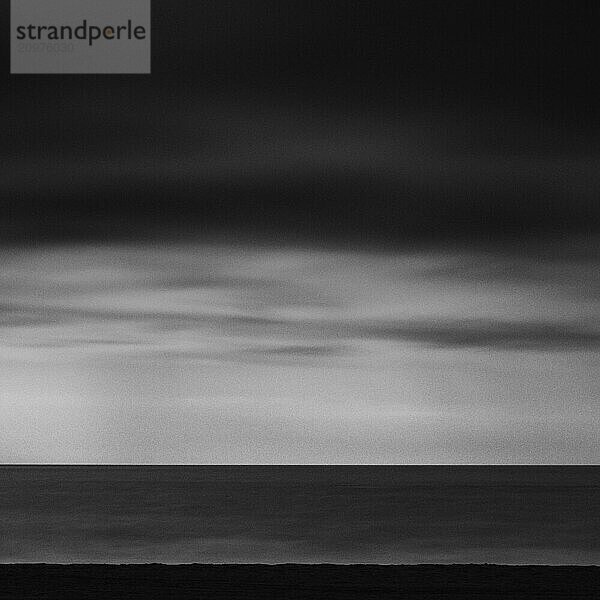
[1,466,598,564]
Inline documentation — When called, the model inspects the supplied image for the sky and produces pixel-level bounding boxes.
[1,239,598,463]
[1,1,599,463]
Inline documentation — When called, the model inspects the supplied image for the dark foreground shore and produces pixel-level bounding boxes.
[1,564,599,599]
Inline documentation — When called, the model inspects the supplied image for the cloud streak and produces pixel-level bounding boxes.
[1,240,600,358]
[367,319,600,350]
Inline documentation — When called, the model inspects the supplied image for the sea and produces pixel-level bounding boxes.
[1,466,598,564]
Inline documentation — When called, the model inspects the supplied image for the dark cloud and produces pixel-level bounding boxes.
[0,304,57,328]
[248,344,346,359]
[2,3,600,244]
[368,320,600,351]
[2,110,599,244]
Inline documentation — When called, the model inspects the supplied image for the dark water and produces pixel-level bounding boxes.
[1,466,598,564]
[3,565,600,600]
